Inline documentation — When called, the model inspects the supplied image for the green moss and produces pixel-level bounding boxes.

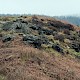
[44,47,61,57]
[66,49,80,58]
[46,35,54,42]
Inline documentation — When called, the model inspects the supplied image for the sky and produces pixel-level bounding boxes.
[0,0,80,16]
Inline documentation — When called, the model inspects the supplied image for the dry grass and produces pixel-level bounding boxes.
[0,36,80,80]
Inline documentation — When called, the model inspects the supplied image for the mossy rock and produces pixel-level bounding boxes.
[2,34,14,42]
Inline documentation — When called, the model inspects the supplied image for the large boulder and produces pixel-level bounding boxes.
[2,19,32,34]
[2,22,13,31]
[23,35,42,48]
[2,34,14,42]
[30,25,39,30]
[12,20,31,34]
[23,34,38,44]
[33,39,42,48]
[23,35,49,48]
[71,42,80,52]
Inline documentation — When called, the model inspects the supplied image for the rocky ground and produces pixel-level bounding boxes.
[0,15,80,80]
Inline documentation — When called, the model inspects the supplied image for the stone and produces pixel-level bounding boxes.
[2,34,14,42]
[23,34,38,44]
[42,29,53,35]
[52,44,64,53]
[71,42,80,52]
[23,34,49,48]
[30,25,38,30]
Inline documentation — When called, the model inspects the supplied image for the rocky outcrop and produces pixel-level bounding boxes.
[23,34,49,48]
[1,15,80,54]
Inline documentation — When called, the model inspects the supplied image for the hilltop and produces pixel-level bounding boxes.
[0,15,80,80]
[54,16,80,26]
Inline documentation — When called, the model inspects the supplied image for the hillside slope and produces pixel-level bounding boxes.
[0,15,80,80]
[0,37,80,80]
